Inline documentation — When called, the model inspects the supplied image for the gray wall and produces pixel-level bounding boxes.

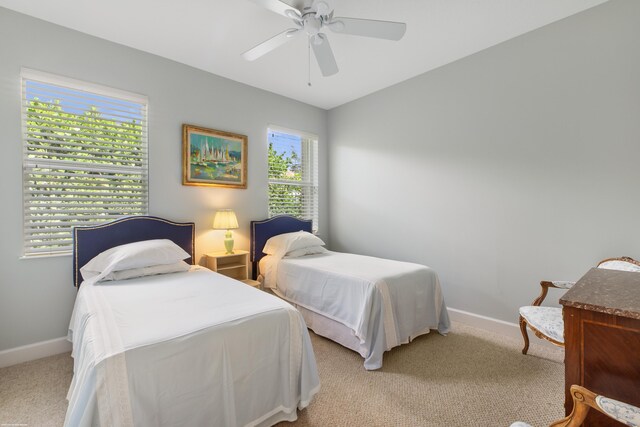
[327,0,640,323]
[2,0,639,352]
[0,8,328,351]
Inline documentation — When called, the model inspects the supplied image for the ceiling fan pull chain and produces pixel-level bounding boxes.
[307,37,312,87]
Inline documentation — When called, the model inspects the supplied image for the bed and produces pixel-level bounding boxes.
[250,215,451,370]
[65,216,319,427]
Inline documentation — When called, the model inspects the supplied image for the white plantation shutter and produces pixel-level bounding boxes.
[21,70,148,256]
[268,127,319,232]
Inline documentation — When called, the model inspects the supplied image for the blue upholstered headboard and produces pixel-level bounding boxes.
[73,216,195,288]
[250,215,312,279]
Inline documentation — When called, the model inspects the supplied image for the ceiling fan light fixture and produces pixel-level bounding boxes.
[304,15,321,36]
[312,0,331,17]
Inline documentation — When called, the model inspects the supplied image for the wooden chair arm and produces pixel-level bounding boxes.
[530,281,576,306]
[548,384,640,427]
[549,385,596,426]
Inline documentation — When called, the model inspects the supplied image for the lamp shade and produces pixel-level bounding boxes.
[213,209,239,230]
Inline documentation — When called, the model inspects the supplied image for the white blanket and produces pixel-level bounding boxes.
[65,266,319,427]
[260,251,450,370]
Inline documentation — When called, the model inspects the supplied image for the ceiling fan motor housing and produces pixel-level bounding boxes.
[302,13,323,37]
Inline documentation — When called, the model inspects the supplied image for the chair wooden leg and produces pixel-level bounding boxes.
[519,316,530,355]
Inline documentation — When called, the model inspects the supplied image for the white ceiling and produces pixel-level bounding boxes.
[0,0,608,109]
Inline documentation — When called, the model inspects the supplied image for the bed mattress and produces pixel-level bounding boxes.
[65,266,319,427]
[260,251,450,370]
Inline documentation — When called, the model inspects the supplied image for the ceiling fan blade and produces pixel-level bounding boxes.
[242,29,300,61]
[311,34,338,77]
[246,0,302,18]
[328,17,406,41]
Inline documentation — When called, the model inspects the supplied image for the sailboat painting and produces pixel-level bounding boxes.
[182,124,247,188]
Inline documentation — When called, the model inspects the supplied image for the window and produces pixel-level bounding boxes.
[268,127,318,232]
[21,70,148,256]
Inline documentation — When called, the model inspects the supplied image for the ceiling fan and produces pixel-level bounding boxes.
[243,0,407,77]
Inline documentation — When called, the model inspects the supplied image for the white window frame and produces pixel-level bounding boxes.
[267,125,319,232]
[21,69,149,257]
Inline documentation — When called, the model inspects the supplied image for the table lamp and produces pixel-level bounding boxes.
[213,209,239,254]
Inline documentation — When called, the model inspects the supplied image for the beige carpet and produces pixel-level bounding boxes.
[0,322,563,427]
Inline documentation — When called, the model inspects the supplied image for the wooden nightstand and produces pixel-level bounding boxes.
[205,250,260,289]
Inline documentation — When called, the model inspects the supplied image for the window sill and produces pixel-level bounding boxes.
[20,252,72,260]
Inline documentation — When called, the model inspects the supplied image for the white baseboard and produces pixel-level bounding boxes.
[447,306,560,351]
[0,336,71,368]
[448,307,523,340]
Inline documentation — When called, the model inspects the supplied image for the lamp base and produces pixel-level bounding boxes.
[224,230,234,254]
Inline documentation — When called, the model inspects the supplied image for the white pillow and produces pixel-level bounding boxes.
[284,246,328,258]
[263,231,325,258]
[81,239,190,281]
[102,261,192,282]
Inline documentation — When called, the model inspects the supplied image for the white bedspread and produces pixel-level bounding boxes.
[260,251,450,370]
[65,266,319,427]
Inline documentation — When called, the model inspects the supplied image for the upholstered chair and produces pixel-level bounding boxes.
[510,384,640,427]
[518,256,640,354]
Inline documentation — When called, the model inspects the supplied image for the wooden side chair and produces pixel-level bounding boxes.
[518,256,640,354]
[510,384,640,427]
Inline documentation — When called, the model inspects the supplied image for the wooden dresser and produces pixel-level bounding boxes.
[560,267,640,426]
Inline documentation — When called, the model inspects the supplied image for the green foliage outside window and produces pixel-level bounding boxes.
[26,98,144,165]
[24,94,146,253]
[268,141,305,218]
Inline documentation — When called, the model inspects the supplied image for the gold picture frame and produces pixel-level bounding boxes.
[182,124,247,189]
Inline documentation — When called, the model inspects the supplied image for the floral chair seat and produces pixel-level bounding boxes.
[518,306,564,344]
[596,395,640,427]
[598,260,640,273]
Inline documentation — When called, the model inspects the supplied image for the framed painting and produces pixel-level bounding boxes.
[182,124,247,189]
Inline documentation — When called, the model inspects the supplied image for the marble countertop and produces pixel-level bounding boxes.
[560,267,640,320]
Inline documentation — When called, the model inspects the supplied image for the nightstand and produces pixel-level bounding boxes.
[205,250,260,288]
